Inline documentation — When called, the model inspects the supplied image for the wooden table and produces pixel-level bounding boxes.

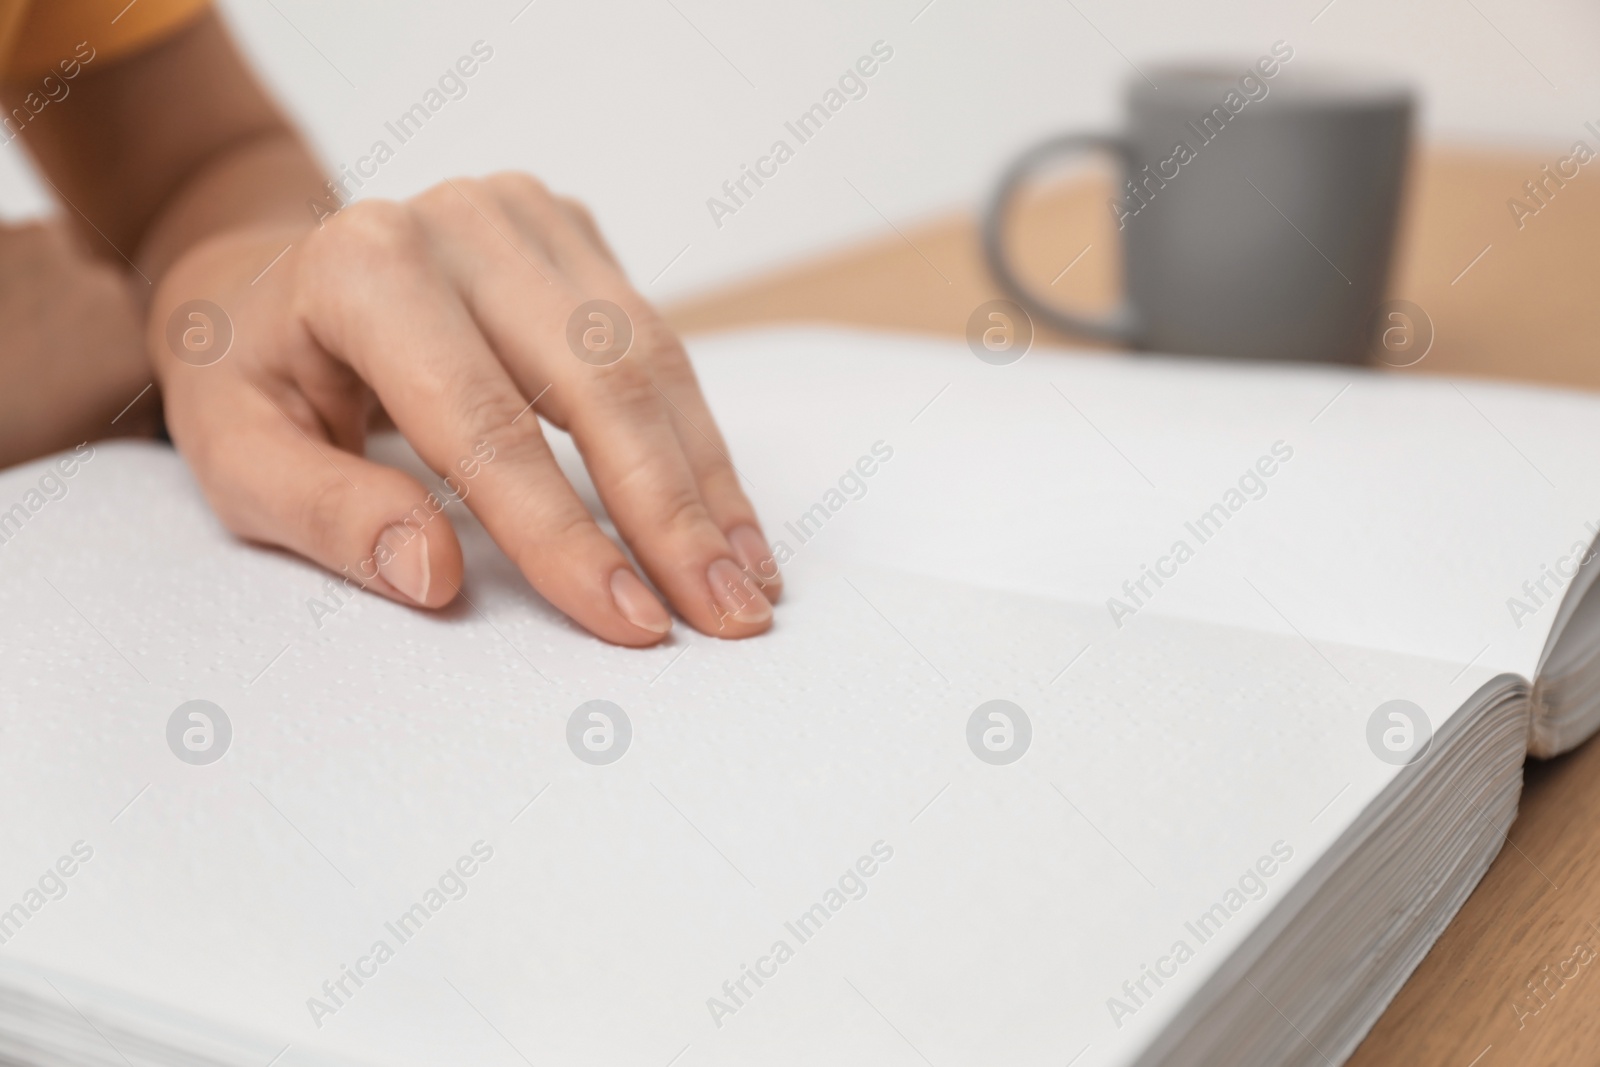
[665,147,1600,1065]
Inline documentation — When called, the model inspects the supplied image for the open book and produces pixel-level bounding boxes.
[3,326,1600,1067]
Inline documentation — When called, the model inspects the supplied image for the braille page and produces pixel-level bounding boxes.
[668,327,1600,695]
[0,441,1499,1067]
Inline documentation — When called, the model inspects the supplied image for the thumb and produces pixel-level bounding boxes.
[181,395,465,609]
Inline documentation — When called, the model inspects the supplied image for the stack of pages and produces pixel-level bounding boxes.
[4,327,1600,1066]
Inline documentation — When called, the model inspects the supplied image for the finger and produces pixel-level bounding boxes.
[169,376,463,610]
[300,202,675,646]
[418,182,773,637]
[479,178,782,597]
[646,338,783,600]
[484,173,617,274]
[474,177,779,595]
[554,195,619,265]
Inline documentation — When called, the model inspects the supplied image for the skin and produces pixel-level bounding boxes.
[0,10,779,646]
[0,219,159,459]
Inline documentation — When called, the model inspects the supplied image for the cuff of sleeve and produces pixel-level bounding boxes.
[1,0,210,82]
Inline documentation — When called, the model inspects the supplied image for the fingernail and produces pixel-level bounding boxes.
[727,524,781,587]
[707,557,772,625]
[376,525,430,604]
[610,568,672,634]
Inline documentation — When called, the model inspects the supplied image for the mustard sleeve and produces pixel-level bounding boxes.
[1,0,210,82]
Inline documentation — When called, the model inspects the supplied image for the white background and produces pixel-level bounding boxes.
[2,0,1596,300]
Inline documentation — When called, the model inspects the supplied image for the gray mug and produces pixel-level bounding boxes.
[983,54,1413,363]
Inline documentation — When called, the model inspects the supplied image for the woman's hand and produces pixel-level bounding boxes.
[150,175,780,646]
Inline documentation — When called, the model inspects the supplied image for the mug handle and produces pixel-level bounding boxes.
[981,132,1141,346]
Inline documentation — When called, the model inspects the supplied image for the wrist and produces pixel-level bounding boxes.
[149,223,307,368]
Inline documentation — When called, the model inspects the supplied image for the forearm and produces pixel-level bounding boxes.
[6,9,328,295]
[136,126,326,291]
[0,8,329,467]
